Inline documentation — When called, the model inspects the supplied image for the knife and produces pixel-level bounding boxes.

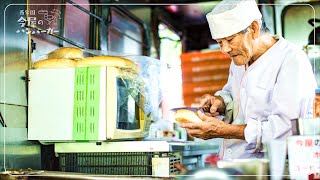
[170,107,207,113]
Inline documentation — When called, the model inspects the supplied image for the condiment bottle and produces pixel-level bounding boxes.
[314,89,320,118]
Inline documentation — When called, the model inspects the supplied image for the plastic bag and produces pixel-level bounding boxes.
[34,47,166,122]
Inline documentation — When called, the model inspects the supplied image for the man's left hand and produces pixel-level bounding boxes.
[179,111,246,140]
[179,111,228,139]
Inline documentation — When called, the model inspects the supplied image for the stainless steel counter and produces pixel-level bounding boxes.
[0,170,174,179]
[54,141,220,154]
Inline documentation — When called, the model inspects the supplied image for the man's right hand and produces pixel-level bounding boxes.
[199,94,225,117]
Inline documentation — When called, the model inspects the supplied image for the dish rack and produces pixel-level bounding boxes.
[58,152,181,176]
[54,141,220,177]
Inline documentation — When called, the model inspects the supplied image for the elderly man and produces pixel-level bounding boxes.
[179,0,317,159]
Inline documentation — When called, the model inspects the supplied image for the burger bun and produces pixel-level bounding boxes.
[33,58,76,69]
[174,109,203,123]
[76,55,137,71]
[48,47,83,59]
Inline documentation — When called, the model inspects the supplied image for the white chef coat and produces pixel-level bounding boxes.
[215,35,317,159]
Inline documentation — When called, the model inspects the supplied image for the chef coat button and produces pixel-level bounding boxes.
[226,148,232,154]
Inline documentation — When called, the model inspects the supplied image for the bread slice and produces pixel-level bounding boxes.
[33,58,76,69]
[48,47,83,59]
[175,109,203,123]
[76,55,137,71]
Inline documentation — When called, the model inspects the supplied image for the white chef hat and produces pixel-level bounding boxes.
[206,0,262,39]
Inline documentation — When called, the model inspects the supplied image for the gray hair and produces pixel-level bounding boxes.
[241,18,270,34]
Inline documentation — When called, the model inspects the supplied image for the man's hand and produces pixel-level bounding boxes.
[179,111,246,140]
[199,94,226,117]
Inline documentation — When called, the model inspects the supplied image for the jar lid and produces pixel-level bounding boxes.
[316,88,320,94]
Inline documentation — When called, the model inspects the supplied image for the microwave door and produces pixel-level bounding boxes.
[116,78,140,130]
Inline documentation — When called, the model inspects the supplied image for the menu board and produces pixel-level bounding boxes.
[287,136,320,180]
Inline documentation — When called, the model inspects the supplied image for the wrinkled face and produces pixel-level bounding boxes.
[216,31,254,66]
